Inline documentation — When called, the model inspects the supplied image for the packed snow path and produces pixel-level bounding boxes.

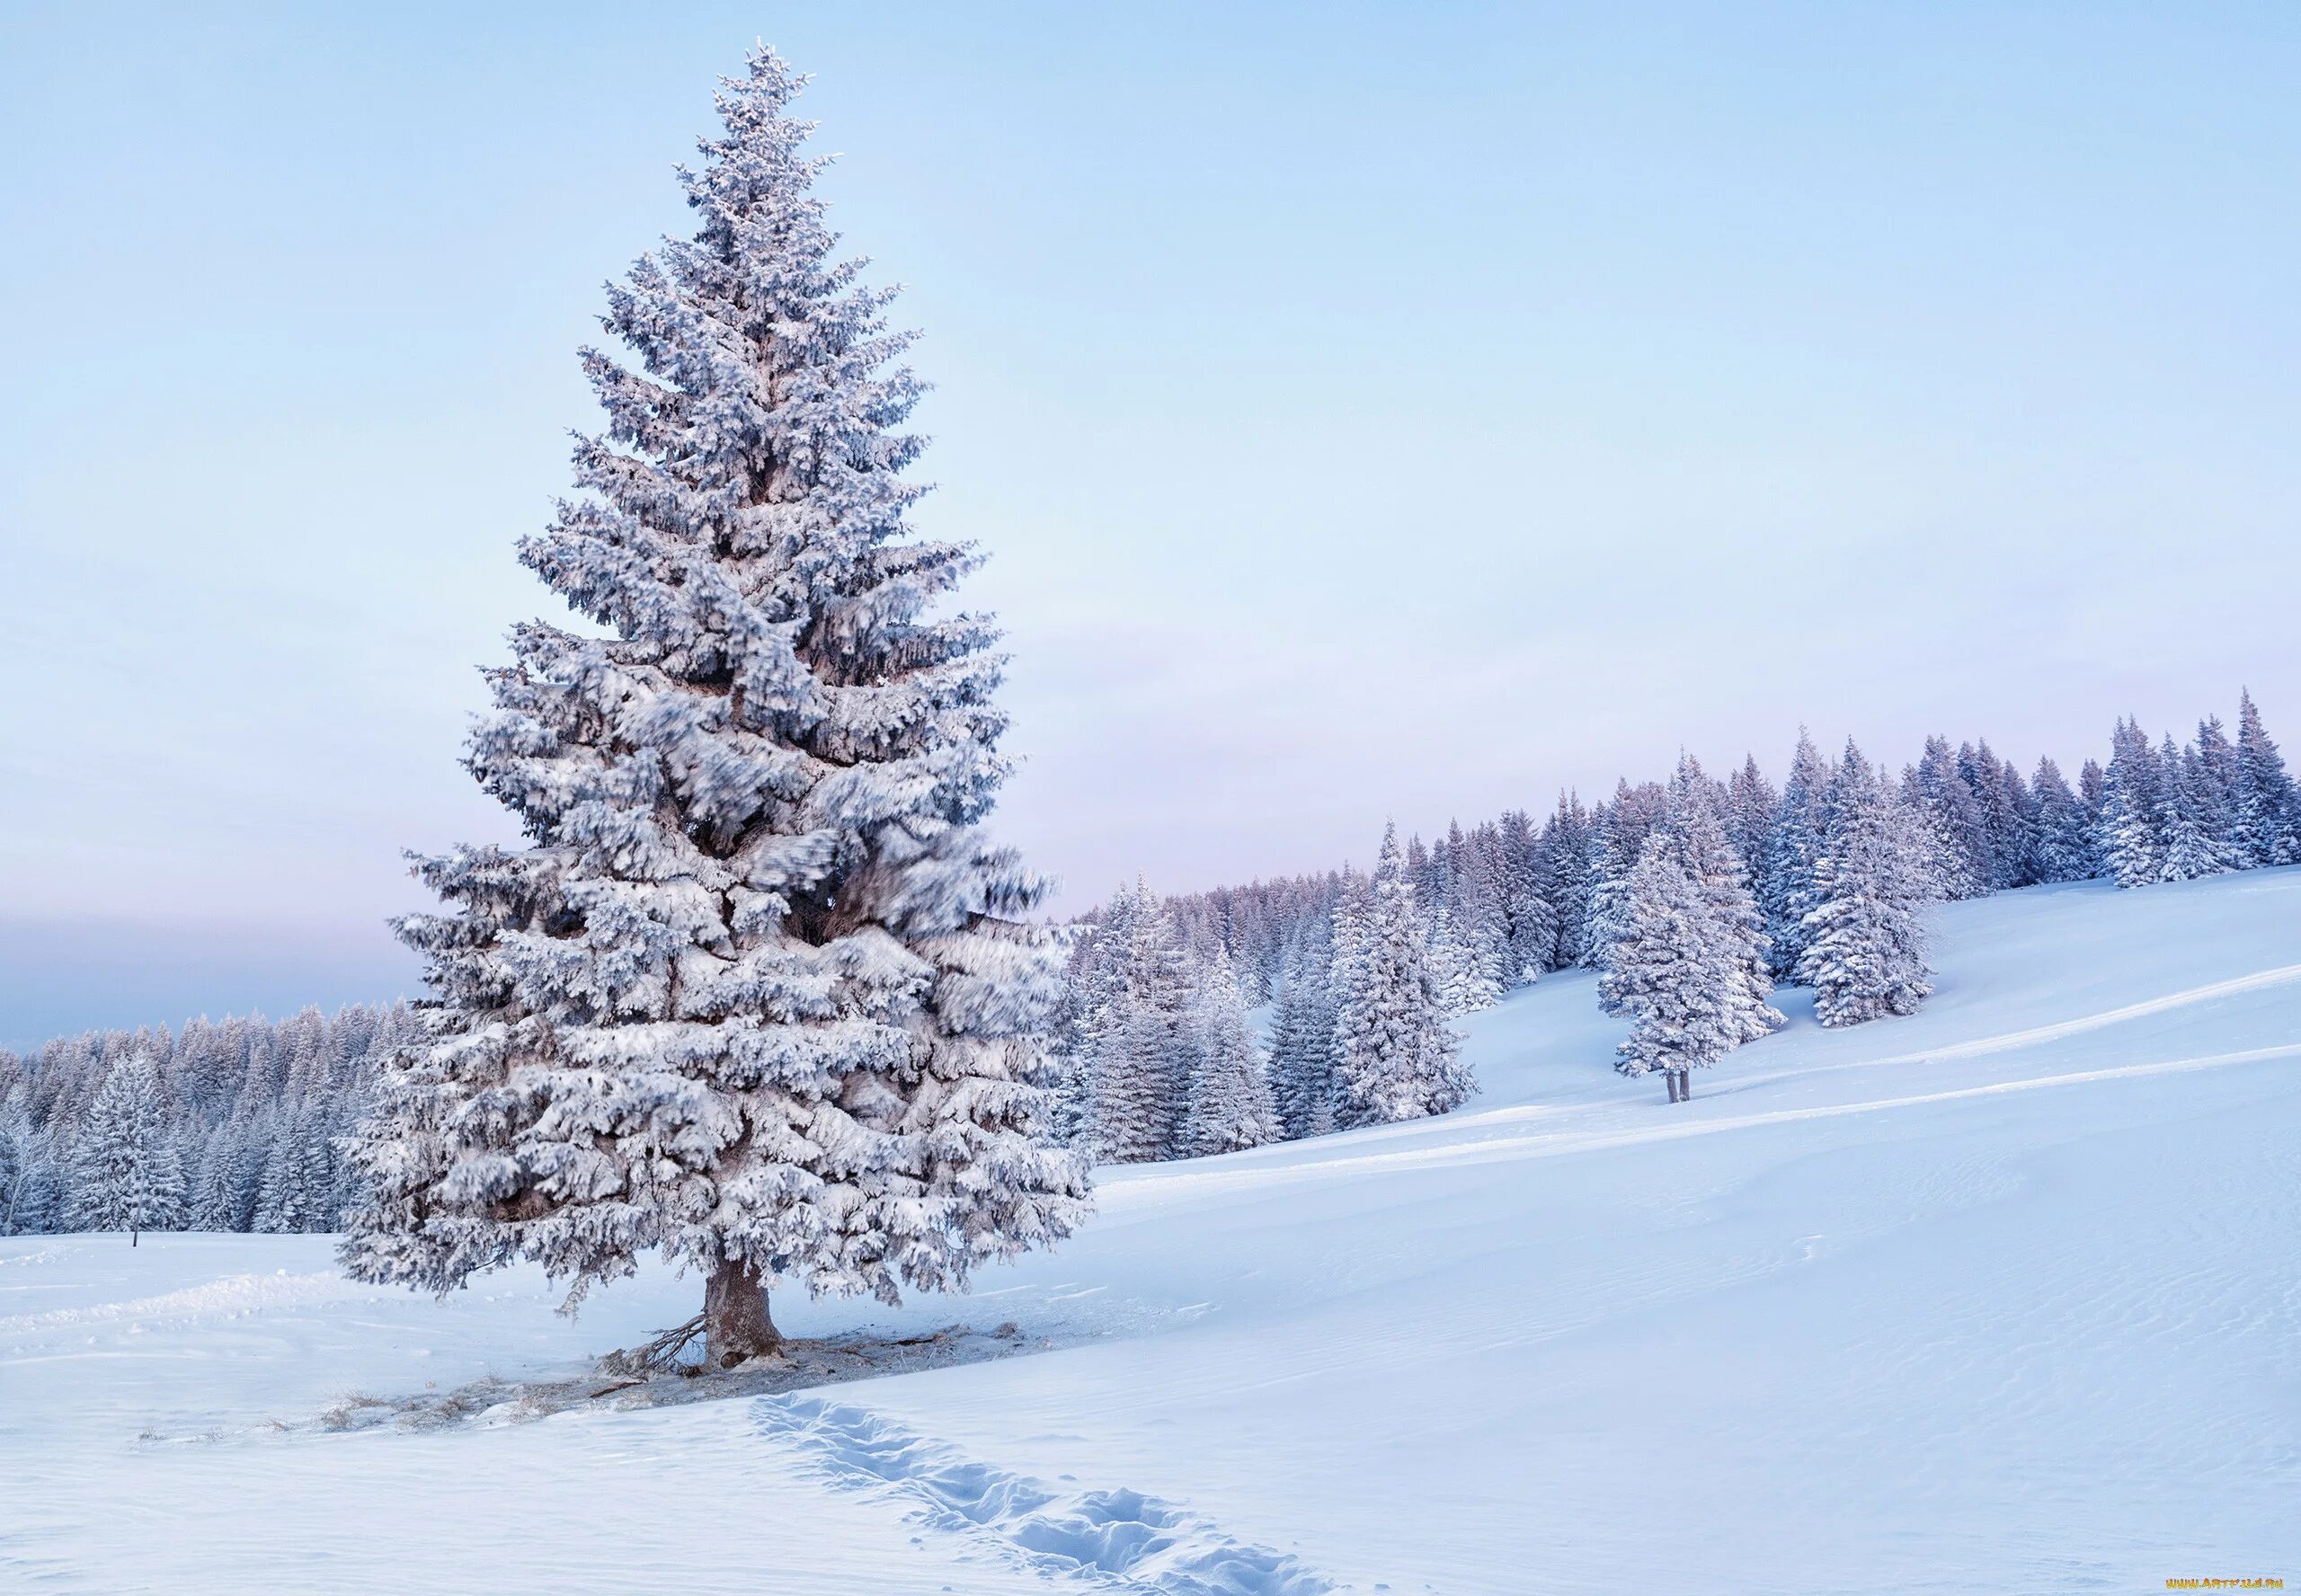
[4,873,2297,1592]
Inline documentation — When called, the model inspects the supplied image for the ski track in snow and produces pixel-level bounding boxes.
[0,1270,365,1343]
[758,1395,1335,1596]
[1727,960,2301,1084]
[1102,1038,2301,1204]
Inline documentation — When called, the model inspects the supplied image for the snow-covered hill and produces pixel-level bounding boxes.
[5,872,2297,1593]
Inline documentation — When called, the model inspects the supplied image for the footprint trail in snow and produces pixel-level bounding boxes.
[756,1395,1337,1595]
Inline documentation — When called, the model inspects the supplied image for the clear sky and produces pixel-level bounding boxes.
[4,3,2297,1045]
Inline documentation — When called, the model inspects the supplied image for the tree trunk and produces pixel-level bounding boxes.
[1677,1069,1692,1103]
[704,1257,781,1367]
[1663,1070,1677,1104]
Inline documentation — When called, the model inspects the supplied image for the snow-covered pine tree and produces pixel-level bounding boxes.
[2158,735,2237,882]
[1183,946,1281,1157]
[1541,794,1597,969]
[67,1056,184,1244]
[1046,879,1152,1148]
[1585,780,1667,976]
[1962,740,2037,890]
[339,49,1088,1363]
[1497,808,1559,980]
[2030,756,2099,882]
[1796,742,1934,1027]
[1726,755,1778,895]
[1763,729,1829,980]
[1453,827,1518,999]
[1661,756,1783,1046]
[2194,714,2243,857]
[2234,688,2300,867]
[1266,964,1339,1140]
[184,1122,229,1231]
[1915,736,1993,899]
[1334,826,1473,1127]
[1087,887,1195,1164]
[253,1126,310,1234]
[2096,717,2166,889]
[0,1087,51,1237]
[1600,838,1733,1104]
[2078,757,2107,823]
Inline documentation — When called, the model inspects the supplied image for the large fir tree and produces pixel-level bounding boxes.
[341,50,1088,1363]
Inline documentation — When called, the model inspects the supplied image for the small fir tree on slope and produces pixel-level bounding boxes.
[68,1056,184,1244]
[1334,826,1474,1126]
[1600,840,1733,1104]
[1796,743,1935,1027]
[341,50,1088,1363]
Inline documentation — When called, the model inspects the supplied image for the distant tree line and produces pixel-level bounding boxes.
[4,692,2293,1220]
[1061,688,2299,1139]
[0,1005,413,1237]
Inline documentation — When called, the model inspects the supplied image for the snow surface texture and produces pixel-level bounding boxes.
[4,872,2297,1593]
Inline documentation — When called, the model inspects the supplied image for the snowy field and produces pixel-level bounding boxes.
[4,872,2297,1594]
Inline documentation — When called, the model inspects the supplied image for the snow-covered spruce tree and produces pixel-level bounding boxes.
[0,1087,53,1236]
[1498,808,1559,980]
[1662,755,1783,1046]
[2158,735,2238,882]
[1959,740,2035,890]
[1541,794,1596,969]
[2234,688,2300,867]
[1426,905,1500,1016]
[1267,964,1339,1139]
[2096,717,2166,888]
[1045,879,1152,1148]
[1086,884,1195,1163]
[67,1056,185,1244]
[1183,946,1281,1157]
[340,50,1088,1364]
[1763,730,1829,980]
[1585,780,1666,978]
[1726,755,1778,899]
[1452,828,1518,999]
[1796,742,1934,1027]
[2194,714,2243,855]
[1600,838,1732,1104]
[2030,756,2099,883]
[1334,826,1473,1127]
[1914,735,1994,900]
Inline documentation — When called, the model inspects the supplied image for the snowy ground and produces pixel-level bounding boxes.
[4,873,2297,1593]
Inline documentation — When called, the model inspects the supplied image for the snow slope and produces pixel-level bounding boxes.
[4,873,2297,1593]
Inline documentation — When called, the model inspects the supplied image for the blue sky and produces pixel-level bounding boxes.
[3,3,2297,1044]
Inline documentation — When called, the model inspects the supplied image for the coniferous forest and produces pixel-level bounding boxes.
[12,689,2290,1234]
